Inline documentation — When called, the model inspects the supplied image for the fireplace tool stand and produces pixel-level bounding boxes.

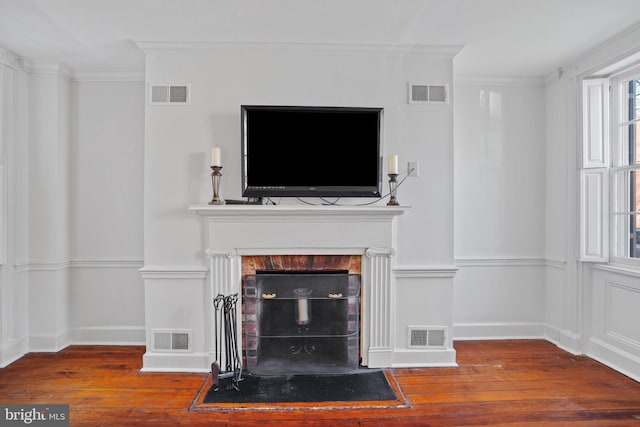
[211,294,243,391]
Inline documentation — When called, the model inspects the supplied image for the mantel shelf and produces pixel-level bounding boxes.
[188,204,410,218]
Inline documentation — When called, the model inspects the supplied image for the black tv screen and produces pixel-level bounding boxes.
[241,105,383,198]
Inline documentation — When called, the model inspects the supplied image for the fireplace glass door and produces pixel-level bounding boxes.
[244,270,360,375]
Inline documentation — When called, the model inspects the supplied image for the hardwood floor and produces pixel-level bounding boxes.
[1,340,640,426]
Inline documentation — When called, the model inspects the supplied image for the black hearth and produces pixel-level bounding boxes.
[244,270,360,375]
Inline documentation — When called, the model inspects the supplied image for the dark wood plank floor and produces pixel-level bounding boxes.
[1,340,640,426]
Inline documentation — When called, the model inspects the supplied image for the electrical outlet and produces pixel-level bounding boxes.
[408,161,419,177]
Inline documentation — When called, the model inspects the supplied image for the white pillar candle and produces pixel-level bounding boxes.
[388,155,398,175]
[211,148,222,167]
[297,298,309,324]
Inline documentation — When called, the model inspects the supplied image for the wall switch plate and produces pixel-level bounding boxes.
[408,161,419,177]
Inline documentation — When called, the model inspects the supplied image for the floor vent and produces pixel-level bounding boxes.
[149,84,190,105]
[152,330,191,352]
[408,82,449,104]
[408,326,446,348]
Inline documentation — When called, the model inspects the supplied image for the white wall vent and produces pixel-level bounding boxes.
[408,326,447,348]
[408,82,449,105]
[152,330,191,352]
[149,84,190,105]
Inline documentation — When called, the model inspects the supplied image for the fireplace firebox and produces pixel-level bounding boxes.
[244,270,360,375]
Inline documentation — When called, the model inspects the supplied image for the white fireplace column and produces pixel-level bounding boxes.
[204,248,238,367]
[362,247,395,367]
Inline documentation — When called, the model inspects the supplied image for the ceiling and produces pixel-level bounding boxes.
[1,0,640,77]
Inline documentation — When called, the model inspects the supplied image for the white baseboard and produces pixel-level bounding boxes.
[392,348,458,367]
[454,322,545,340]
[70,326,146,345]
[141,351,211,373]
[365,348,393,368]
[28,331,71,353]
[587,337,640,383]
[1,337,29,368]
[3,328,144,366]
[544,324,581,355]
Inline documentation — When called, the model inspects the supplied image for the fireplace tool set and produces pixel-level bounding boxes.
[211,294,243,391]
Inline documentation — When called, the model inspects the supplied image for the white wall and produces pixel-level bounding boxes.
[69,80,145,344]
[11,64,30,364]
[142,43,458,370]
[543,73,580,352]
[0,50,146,361]
[26,68,72,351]
[27,75,146,349]
[70,81,144,260]
[143,45,456,268]
[453,78,547,339]
[0,50,30,366]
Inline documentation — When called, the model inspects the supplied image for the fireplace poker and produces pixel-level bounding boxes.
[229,295,241,368]
[224,297,233,373]
[228,294,243,382]
[211,294,225,391]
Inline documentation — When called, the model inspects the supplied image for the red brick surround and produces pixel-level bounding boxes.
[241,255,361,276]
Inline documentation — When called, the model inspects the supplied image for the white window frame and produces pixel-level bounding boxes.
[610,64,640,266]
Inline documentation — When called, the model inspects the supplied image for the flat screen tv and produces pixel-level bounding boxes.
[241,105,383,198]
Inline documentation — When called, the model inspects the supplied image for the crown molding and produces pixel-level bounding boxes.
[20,59,73,80]
[72,70,145,82]
[0,48,18,68]
[569,21,640,79]
[5,52,144,82]
[136,40,463,58]
[544,69,564,85]
[454,75,545,88]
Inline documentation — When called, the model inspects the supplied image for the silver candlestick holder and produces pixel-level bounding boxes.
[387,173,399,206]
[209,166,225,205]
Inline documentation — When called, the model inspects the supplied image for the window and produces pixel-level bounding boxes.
[611,70,640,261]
[580,65,640,264]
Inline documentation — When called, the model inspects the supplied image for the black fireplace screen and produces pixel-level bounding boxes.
[244,270,360,375]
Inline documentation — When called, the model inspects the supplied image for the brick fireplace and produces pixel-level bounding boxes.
[241,255,361,374]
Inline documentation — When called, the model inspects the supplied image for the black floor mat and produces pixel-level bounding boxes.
[202,370,397,403]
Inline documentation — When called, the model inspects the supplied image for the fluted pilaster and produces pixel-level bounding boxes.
[363,247,394,367]
[205,249,238,366]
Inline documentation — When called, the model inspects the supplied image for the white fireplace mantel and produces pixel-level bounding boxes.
[188,204,407,221]
[189,204,408,214]
[189,204,408,368]
[188,204,408,255]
